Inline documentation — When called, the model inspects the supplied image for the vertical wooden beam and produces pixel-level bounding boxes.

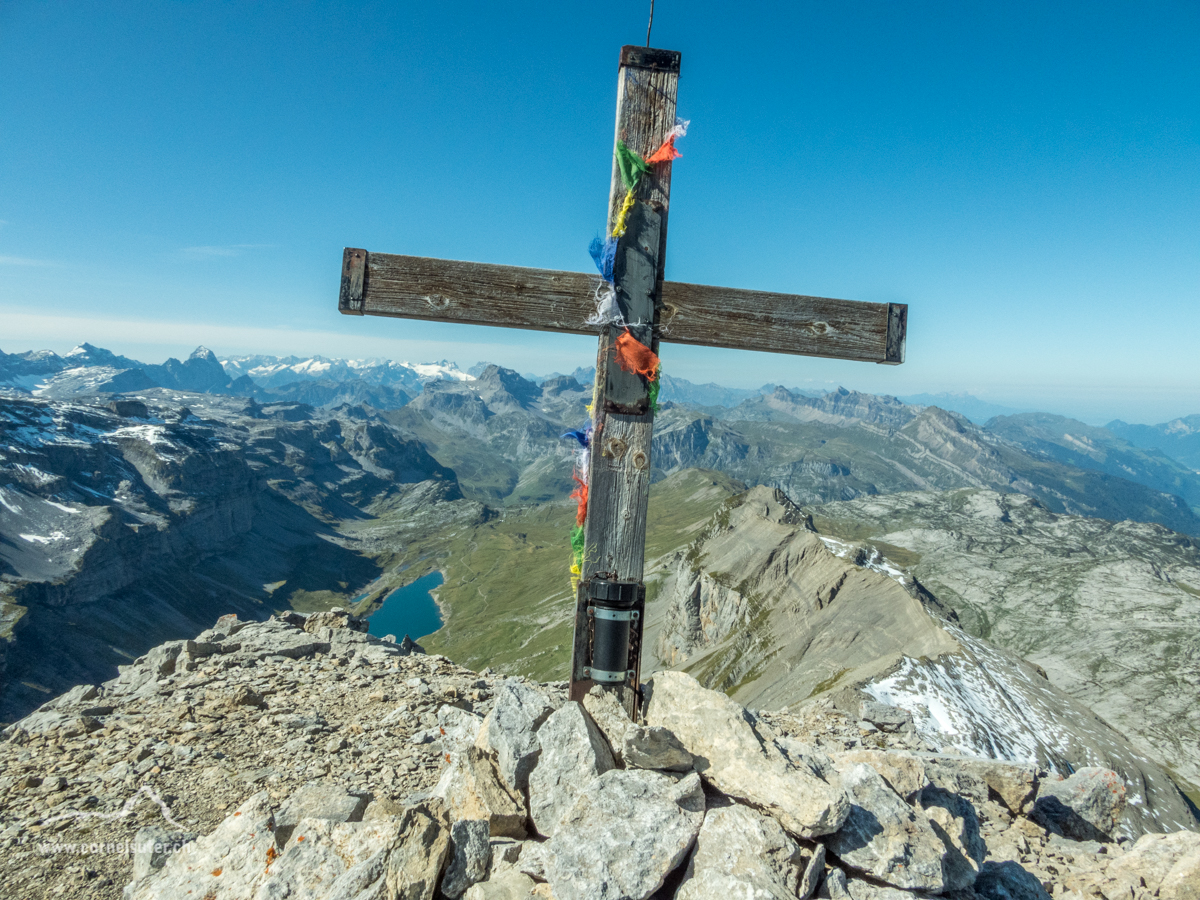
[569,46,680,708]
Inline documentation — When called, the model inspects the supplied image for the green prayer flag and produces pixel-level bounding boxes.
[615,141,651,191]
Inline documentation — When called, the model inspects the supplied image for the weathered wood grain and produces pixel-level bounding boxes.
[343,251,905,364]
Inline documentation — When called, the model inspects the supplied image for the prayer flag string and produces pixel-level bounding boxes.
[570,117,687,592]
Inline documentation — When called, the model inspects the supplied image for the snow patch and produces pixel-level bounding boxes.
[20,531,67,544]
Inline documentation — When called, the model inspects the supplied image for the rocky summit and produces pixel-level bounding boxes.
[2,609,1198,899]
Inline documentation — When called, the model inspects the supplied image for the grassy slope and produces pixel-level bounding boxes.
[407,469,745,680]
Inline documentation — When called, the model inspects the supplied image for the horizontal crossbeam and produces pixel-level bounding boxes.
[339,249,906,365]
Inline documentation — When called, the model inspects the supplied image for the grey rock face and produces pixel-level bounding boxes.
[273,780,369,845]
[1031,767,1126,841]
[441,819,492,899]
[463,870,537,899]
[860,700,914,733]
[973,861,1052,900]
[129,826,196,881]
[433,747,527,838]
[826,762,954,892]
[919,786,986,890]
[527,701,615,837]
[547,770,705,900]
[438,705,485,754]
[676,803,805,900]
[624,724,695,772]
[474,679,556,794]
[124,791,280,900]
[644,670,849,837]
[798,843,826,900]
[582,685,694,771]
[386,802,453,900]
[953,758,1038,814]
[834,749,929,801]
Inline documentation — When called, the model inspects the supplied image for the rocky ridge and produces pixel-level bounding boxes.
[2,610,1198,899]
[807,488,1200,793]
[644,487,1200,837]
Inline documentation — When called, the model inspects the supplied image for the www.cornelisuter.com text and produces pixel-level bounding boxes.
[35,838,195,857]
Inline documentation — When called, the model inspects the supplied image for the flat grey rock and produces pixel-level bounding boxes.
[644,671,849,838]
[274,780,369,846]
[432,747,527,838]
[441,819,492,899]
[547,769,705,900]
[826,762,952,892]
[527,701,615,837]
[675,803,805,900]
[1031,767,1126,841]
[385,802,453,900]
[474,679,556,795]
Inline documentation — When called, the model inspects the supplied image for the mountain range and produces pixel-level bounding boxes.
[3,340,1200,817]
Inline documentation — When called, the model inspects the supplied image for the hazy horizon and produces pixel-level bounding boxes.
[2,336,1192,428]
[2,1,1197,427]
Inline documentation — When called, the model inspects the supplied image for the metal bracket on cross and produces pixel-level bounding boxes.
[335,44,908,721]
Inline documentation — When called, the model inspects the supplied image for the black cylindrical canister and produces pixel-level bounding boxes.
[591,612,631,680]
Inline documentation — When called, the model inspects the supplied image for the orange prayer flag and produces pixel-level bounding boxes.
[646,136,681,163]
[570,474,589,526]
[614,329,660,380]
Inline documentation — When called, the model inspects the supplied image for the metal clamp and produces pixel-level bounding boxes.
[587,606,640,622]
[583,666,636,683]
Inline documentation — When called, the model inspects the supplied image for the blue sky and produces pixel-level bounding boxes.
[1,1,1197,424]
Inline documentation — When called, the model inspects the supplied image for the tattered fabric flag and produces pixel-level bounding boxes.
[586,282,624,327]
[614,328,661,380]
[648,372,661,413]
[646,138,681,163]
[561,424,591,448]
[615,140,652,191]
[611,189,637,238]
[570,474,589,527]
[647,117,690,163]
[589,236,618,282]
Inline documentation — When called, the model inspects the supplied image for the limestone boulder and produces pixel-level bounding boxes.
[918,786,986,890]
[439,705,485,754]
[834,750,928,800]
[583,685,694,771]
[385,801,453,900]
[826,762,955,892]
[123,791,279,900]
[433,747,527,838]
[547,770,705,900]
[798,843,825,900]
[527,702,615,836]
[1096,831,1200,899]
[973,861,1052,900]
[644,671,849,837]
[257,816,402,900]
[1030,767,1125,841]
[463,870,537,900]
[954,758,1038,814]
[475,679,556,794]
[273,781,369,846]
[675,803,805,900]
[441,819,492,899]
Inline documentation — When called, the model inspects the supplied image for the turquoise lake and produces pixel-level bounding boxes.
[367,571,444,640]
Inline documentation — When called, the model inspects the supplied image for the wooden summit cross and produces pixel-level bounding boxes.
[337,46,907,713]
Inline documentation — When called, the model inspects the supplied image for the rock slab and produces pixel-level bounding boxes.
[527,701,615,837]
[676,802,805,900]
[644,671,849,837]
[547,769,705,900]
